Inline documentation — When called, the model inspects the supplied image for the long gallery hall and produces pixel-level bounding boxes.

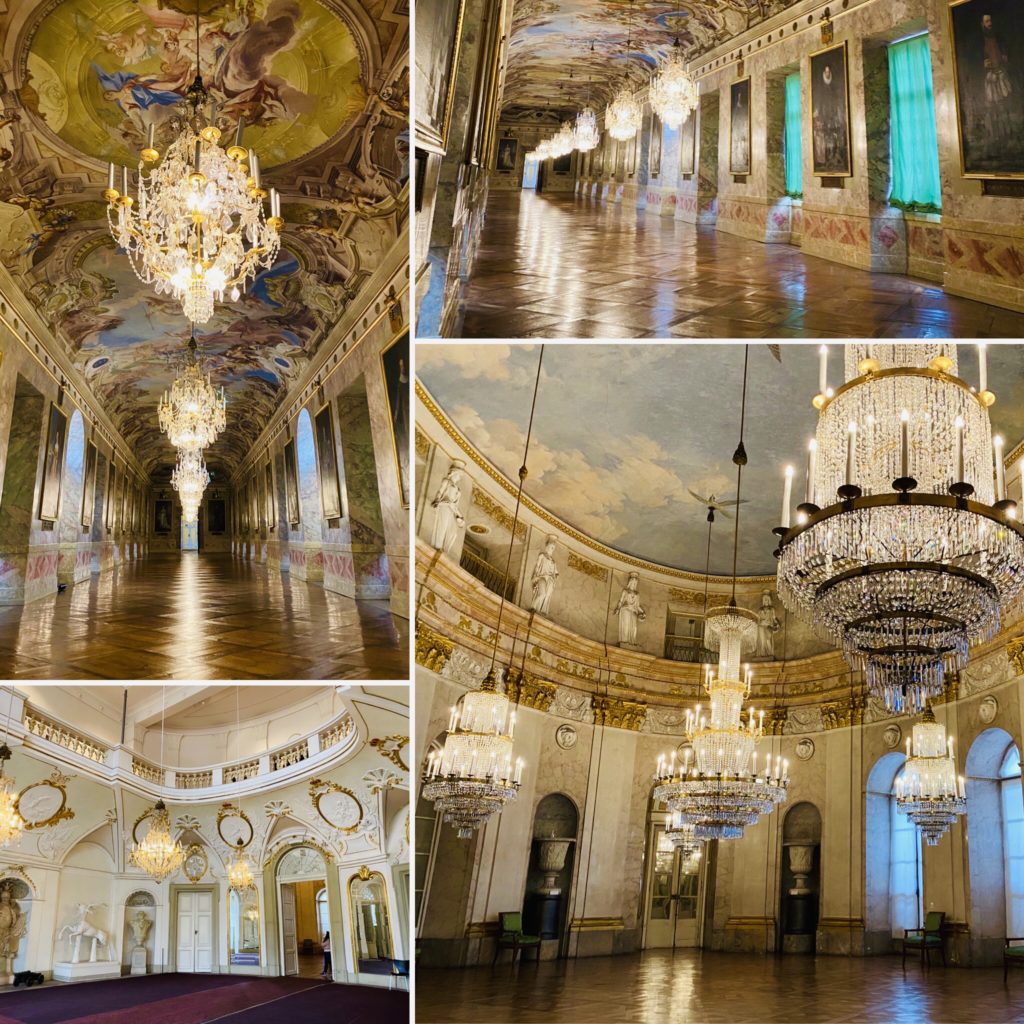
[415,0,1024,339]
[0,0,410,679]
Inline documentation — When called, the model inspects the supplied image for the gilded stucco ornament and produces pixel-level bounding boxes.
[415,623,453,673]
[883,723,902,749]
[183,844,208,883]
[795,738,815,761]
[309,779,363,833]
[555,724,578,750]
[15,768,75,830]
[369,735,409,771]
[216,805,254,848]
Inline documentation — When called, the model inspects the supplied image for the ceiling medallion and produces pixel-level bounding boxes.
[775,344,1023,715]
[649,39,699,130]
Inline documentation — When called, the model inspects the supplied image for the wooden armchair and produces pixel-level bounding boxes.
[1004,938,1024,982]
[901,911,946,968]
[492,911,541,965]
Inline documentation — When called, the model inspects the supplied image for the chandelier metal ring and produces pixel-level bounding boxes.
[818,365,993,413]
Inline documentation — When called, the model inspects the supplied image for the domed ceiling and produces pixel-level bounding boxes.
[417,343,1024,576]
[0,0,409,474]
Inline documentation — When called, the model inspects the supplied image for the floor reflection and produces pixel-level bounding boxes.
[0,553,407,680]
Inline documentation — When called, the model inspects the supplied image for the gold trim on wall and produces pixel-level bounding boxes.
[216,805,254,849]
[184,843,208,883]
[369,735,409,771]
[309,779,363,833]
[347,868,394,971]
[569,917,625,932]
[14,769,74,831]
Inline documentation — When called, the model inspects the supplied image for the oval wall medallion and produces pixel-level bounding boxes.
[15,769,74,830]
[980,695,999,724]
[183,844,208,883]
[310,779,363,832]
[795,738,815,761]
[216,805,254,848]
[555,724,577,750]
[883,723,902,749]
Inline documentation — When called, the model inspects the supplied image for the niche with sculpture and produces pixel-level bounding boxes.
[523,793,579,953]
[780,801,822,954]
[122,891,156,975]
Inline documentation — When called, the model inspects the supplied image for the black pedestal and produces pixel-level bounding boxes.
[785,893,818,935]
[524,893,561,940]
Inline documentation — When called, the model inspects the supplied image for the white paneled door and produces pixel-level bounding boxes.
[281,885,298,976]
[177,890,214,972]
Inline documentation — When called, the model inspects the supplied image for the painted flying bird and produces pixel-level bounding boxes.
[688,490,748,522]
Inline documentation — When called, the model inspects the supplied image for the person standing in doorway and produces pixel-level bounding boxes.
[321,931,332,977]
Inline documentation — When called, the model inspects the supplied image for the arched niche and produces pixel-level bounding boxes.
[864,750,907,952]
[292,408,324,582]
[347,868,395,968]
[523,793,579,954]
[121,890,157,974]
[780,801,821,954]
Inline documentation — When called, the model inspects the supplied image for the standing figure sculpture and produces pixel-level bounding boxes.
[430,460,466,555]
[531,536,559,615]
[613,572,646,646]
[0,885,26,985]
[755,589,781,659]
[58,904,117,964]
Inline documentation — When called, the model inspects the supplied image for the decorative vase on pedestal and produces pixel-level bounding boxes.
[536,839,572,894]
[787,844,814,896]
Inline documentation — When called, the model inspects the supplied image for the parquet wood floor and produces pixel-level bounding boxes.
[417,949,1024,1023]
[451,192,1024,340]
[0,553,407,680]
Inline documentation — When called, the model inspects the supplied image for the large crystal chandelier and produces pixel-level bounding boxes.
[654,347,788,840]
[104,10,282,323]
[775,344,1024,715]
[649,39,699,130]
[226,688,256,890]
[159,335,226,451]
[422,348,547,836]
[895,706,967,845]
[131,799,185,883]
[0,691,23,849]
[574,108,600,151]
[606,88,643,141]
[171,449,211,525]
[666,812,702,865]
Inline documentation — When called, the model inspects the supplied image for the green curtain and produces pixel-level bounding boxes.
[784,73,803,198]
[888,35,942,212]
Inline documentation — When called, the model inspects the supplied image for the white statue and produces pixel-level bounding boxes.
[430,460,466,554]
[531,536,559,615]
[755,589,781,659]
[58,903,117,964]
[129,910,152,948]
[613,572,646,646]
[0,885,26,984]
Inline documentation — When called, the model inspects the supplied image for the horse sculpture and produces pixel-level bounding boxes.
[57,903,117,964]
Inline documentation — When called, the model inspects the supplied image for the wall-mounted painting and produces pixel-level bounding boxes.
[810,42,852,176]
[381,332,410,507]
[593,137,605,175]
[627,135,638,175]
[680,112,697,175]
[105,461,116,531]
[284,438,300,525]
[496,137,519,173]
[154,499,172,535]
[208,498,226,535]
[730,78,752,174]
[119,472,129,532]
[39,403,68,523]
[249,476,261,532]
[553,152,572,175]
[81,440,97,528]
[314,403,343,520]
[240,483,250,532]
[264,462,275,530]
[649,114,663,178]
[949,0,1024,178]
[415,0,466,149]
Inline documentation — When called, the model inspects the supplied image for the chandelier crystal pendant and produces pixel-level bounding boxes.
[666,812,702,864]
[159,336,227,452]
[130,799,186,883]
[895,706,967,845]
[422,668,523,838]
[605,88,643,141]
[171,449,211,525]
[104,10,282,324]
[775,344,1024,715]
[649,39,699,130]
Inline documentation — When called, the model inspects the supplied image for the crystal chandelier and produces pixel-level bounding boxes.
[0,745,23,850]
[574,108,600,151]
[159,335,226,451]
[171,449,211,525]
[649,39,699,130]
[654,348,788,840]
[131,799,185,883]
[775,344,1024,714]
[104,9,282,323]
[606,88,643,141]
[551,121,577,158]
[666,812,702,864]
[895,705,967,845]
[227,837,256,892]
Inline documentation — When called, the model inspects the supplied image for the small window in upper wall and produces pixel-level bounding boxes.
[888,34,942,212]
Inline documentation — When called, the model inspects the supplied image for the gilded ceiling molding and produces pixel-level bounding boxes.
[505,669,557,712]
[820,696,868,731]
[416,381,776,586]
[369,735,409,771]
[1007,637,1024,676]
[591,696,647,731]
[415,622,453,673]
[471,487,527,540]
[567,551,608,582]
[762,708,788,736]
[415,428,432,459]
[668,587,708,606]
[309,778,363,834]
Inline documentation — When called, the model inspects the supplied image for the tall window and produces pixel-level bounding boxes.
[316,887,329,940]
[1001,744,1024,935]
[890,773,922,934]
[784,72,803,197]
[887,34,942,211]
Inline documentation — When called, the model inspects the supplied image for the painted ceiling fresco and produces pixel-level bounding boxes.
[503,0,798,113]
[418,344,1024,576]
[0,0,409,473]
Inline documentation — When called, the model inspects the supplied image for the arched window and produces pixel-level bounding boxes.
[1000,743,1024,935]
[316,886,329,939]
[890,772,922,934]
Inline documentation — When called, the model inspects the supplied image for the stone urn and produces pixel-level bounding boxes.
[786,844,815,896]
[536,839,572,894]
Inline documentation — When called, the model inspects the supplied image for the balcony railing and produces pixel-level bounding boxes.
[320,717,354,750]
[223,759,259,783]
[132,758,163,784]
[271,739,309,771]
[459,548,516,602]
[24,710,106,763]
[176,769,213,789]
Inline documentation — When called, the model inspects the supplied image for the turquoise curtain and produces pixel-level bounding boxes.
[784,73,802,198]
[888,35,942,212]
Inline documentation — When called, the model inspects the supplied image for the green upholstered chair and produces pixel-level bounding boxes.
[901,911,946,968]
[493,911,541,965]
[1004,938,1024,982]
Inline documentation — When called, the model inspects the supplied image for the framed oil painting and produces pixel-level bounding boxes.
[649,114,663,178]
[680,112,696,175]
[381,331,410,507]
[496,137,518,173]
[414,0,466,150]
[249,476,261,532]
[593,137,605,175]
[314,403,343,520]
[284,438,300,525]
[809,42,852,176]
[81,440,97,528]
[240,483,250,532]
[627,134,638,175]
[208,498,226,535]
[949,0,1024,178]
[119,472,129,532]
[104,461,116,531]
[553,152,572,175]
[264,462,275,530]
[39,403,68,523]
[154,499,172,535]
[730,78,752,174]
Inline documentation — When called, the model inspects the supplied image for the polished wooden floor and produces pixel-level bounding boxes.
[0,554,407,679]
[418,949,1024,1023]
[453,192,1024,339]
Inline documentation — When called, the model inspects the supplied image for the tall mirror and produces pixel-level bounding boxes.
[348,871,393,969]
[229,888,260,966]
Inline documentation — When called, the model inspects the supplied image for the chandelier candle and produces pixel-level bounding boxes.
[995,434,1007,502]
[781,465,793,529]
